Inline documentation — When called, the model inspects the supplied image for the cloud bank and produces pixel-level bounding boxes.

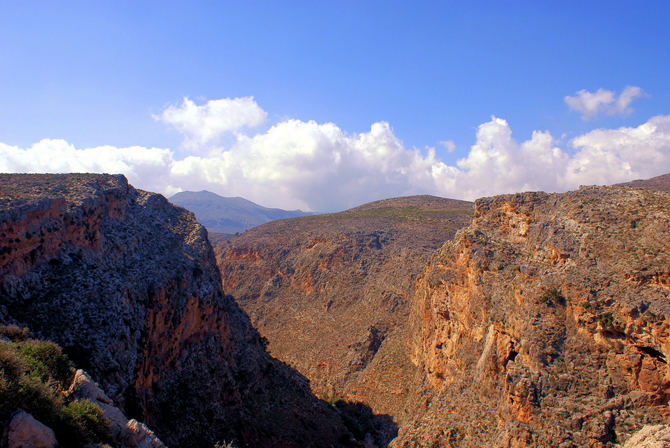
[155,96,267,151]
[564,86,645,120]
[2,97,670,212]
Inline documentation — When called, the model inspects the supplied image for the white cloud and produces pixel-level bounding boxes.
[0,139,174,194]
[3,97,670,211]
[166,120,436,211]
[564,115,670,187]
[154,96,267,151]
[439,140,456,153]
[564,86,645,120]
[449,117,569,199]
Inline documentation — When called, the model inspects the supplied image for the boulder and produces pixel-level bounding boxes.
[1,409,57,448]
[68,369,113,404]
[121,420,165,448]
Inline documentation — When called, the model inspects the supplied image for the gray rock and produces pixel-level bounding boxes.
[1,409,57,448]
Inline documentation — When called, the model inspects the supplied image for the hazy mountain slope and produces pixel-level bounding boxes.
[0,174,353,448]
[393,186,670,447]
[614,173,670,192]
[213,195,474,443]
[169,190,312,233]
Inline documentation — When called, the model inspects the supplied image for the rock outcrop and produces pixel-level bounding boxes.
[68,369,165,448]
[213,195,473,444]
[0,174,352,447]
[1,410,57,448]
[393,186,670,447]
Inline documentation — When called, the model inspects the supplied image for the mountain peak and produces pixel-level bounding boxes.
[169,190,312,234]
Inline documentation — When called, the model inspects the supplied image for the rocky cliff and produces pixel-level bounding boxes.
[0,174,352,448]
[392,186,670,447]
[213,196,474,444]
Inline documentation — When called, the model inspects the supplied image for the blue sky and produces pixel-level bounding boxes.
[1,1,670,211]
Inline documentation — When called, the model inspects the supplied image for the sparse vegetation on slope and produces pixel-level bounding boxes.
[0,325,112,447]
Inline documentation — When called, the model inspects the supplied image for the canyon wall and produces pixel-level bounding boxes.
[0,174,351,448]
[214,196,473,444]
[393,186,670,447]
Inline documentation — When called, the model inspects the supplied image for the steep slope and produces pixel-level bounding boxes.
[393,186,670,447]
[213,195,474,442]
[0,174,352,448]
[170,190,312,234]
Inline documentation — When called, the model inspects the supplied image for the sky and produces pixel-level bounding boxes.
[1,1,669,212]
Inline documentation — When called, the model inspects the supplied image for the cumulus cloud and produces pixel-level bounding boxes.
[450,117,569,199]
[3,97,670,211]
[154,96,267,151]
[166,120,437,211]
[564,115,670,186]
[439,140,456,153]
[564,86,645,120]
[0,139,175,195]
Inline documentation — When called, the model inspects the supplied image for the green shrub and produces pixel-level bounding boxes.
[598,312,615,328]
[58,399,112,446]
[0,326,111,447]
[0,324,31,341]
[539,287,566,306]
[18,340,74,385]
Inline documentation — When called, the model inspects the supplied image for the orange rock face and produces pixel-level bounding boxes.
[394,187,670,447]
[0,174,353,448]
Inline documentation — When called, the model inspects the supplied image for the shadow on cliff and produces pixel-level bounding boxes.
[323,398,398,447]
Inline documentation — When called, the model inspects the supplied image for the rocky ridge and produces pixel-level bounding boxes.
[0,174,352,448]
[213,195,474,444]
[392,186,670,447]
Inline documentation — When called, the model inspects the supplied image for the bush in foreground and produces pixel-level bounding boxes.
[0,325,112,447]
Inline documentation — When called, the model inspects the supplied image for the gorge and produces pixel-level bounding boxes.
[2,173,670,447]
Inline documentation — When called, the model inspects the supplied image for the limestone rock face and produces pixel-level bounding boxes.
[624,425,670,447]
[0,174,351,448]
[1,410,57,448]
[69,369,165,447]
[393,186,670,447]
[214,195,473,443]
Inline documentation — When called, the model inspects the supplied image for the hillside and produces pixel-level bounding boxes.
[393,186,670,447]
[6,174,670,447]
[0,174,353,448]
[169,190,312,234]
[614,173,670,192]
[213,195,474,444]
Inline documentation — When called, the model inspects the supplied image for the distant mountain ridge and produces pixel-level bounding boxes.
[614,173,670,192]
[169,190,313,234]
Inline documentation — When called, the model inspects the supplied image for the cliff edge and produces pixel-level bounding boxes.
[0,173,351,448]
[394,186,670,447]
